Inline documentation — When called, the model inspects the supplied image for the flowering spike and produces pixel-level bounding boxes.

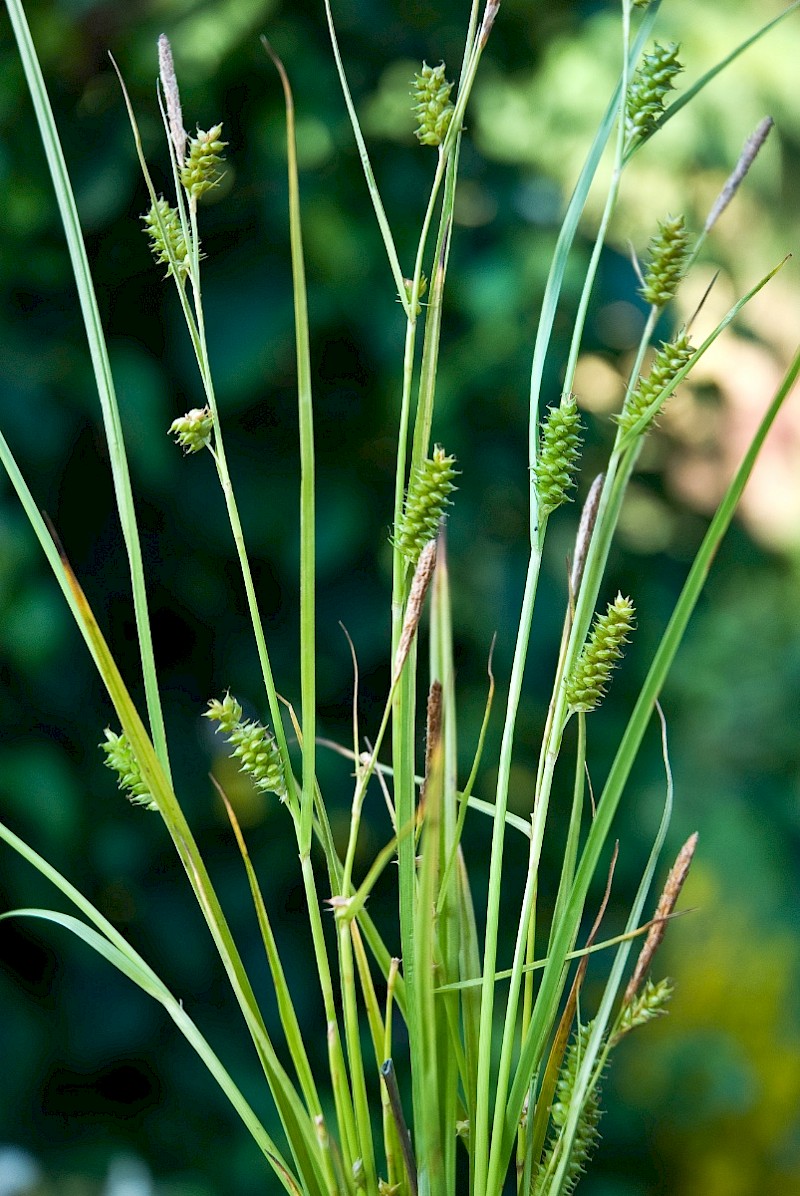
[412,62,454,147]
[142,197,190,280]
[394,446,458,566]
[625,42,683,146]
[100,729,157,811]
[169,407,214,454]
[640,215,689,308]
[181,124,227,199]
[566,594,635,713]
[534,396,583,517]
[205,694,287,800]
[615,334,694,436]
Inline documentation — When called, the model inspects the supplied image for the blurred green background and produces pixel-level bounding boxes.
[1,0,799,1193]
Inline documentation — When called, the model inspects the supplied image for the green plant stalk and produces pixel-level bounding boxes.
[545,711,674,1195]
[502,344,800,1170]
[431,544,461,1195]
[472,537,544,1196]
[5,0,171,780]
[337,919,378,1192]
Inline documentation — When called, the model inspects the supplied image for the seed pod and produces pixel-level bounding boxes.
[615,334,694,437]
[181,124,227,199]
[142,197,190,279]
[625,42,683,145]
[169,407,214,454]
[411,62,454,148]
[394,446,458,566]
[205,694,287,800]
[100,729,157,811]
[534,396,583,517]
[566,594,635,713]
[640,215,689,308]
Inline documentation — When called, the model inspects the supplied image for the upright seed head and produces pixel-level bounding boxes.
[205,694,287,800]
[534,396,583,518]
[615,333,695,437]
[640,215,690,308]
[181,124,227,199]
[169,407,214,454]
[394,446,458,566]
[566,594,635,713]
[100,729,157,811]
[142,197,190,280]
[411,62,454,148]
[625,42,683,146]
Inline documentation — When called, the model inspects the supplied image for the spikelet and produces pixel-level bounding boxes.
[534,1022,603,1195]
[625,42,683,146]
[566,594,635,713]
[181,124,227,199]
[615,334,694,436]
[614,977,673,1042]
[534,396,583,517]
[640,215,689,308]
[412,62,454,147]
[205,694,287,800]
[394,446,458,566]
[169,407,214,454]
[100,729,157,811]
[142,197,190,280]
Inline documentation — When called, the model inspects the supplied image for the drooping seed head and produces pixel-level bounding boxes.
[100,729,157,811]
[205,694,287,800]
[566,594,635,713]
[142,197,190,280]
[640,215,689,308]
[181,124,227,199]
[412,62,454,148]
[169,407,214,453]
[534,396,583,518]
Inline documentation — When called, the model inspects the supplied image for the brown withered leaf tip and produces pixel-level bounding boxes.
[394,538,438,681]
[624,831,698,1004]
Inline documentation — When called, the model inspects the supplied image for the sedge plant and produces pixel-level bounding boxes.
[2,1,800,1194]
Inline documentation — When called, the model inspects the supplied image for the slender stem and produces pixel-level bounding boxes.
[472,540,544,1196]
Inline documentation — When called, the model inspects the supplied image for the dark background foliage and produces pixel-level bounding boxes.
[1,0,799,1193]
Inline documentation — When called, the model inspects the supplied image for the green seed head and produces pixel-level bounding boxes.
[534,1021,602,1194]
[625,42,683,146]
[615,333,694,437]
[640,215,689,308]
[169,407,214,454]
[181,124,227,199]
[534,396,583,517]
[403,273,428,316]
[142,197,190,280]
[100,729,157,811]
[394,446,458,566]
[412,62,454,147]
[566,594,635,713]
[617,977,673,1038]
[205,694,287,800]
